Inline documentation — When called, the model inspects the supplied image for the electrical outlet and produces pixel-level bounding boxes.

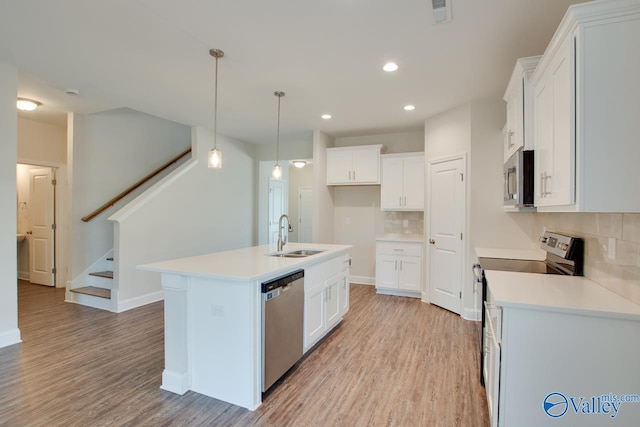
[608,237,616,260]
[403,219,409,228]
[211,304,224,317]
[345,217,351,225]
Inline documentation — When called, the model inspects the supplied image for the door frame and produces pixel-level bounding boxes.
[424,152,467,310]
[17,159,67,289]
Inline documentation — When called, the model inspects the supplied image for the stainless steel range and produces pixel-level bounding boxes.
[473,231,584,385]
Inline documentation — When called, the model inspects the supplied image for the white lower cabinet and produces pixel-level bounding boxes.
[375,241,423,297]
[304,255,350,352]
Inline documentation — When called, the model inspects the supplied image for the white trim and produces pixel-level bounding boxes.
[0,329,22,348]
[108,158,197,223]
[70,248,113,288]
[17,270,29,281]
[116,290,164,313]
[376,288,421,299]
[65,292,113,312]
[462,308,481,322]
[161,370,190,395]
[349,275,374,285]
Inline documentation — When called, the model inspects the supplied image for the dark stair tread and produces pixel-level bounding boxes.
[106,257,114,261]
[89,271,113,279]
[70,286,111,299]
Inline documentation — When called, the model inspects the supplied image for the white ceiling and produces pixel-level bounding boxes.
[1,0,587,144]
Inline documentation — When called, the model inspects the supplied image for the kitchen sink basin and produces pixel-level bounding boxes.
[267,249,325,258]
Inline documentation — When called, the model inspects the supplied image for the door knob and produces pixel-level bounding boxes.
[429,239,435,244]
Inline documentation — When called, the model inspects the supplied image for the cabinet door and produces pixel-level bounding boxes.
[398,256,422,292]
[352,148,380,184]
[375,254,398,289]
[326,150,352,185]
[304,284,326,351]
[403,157,424,210]
[325,274,341,329]
[339,273,349,316]
[504,77,525,161]
[534,36,575,207]
[381,157,404,210]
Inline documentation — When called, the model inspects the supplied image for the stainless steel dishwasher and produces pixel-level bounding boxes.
[261,269,304,392]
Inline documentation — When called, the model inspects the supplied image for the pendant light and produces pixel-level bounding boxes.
[272,91,285,179]
[208,49,224,169]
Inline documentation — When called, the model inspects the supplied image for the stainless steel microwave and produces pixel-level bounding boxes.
[504,150,534,209]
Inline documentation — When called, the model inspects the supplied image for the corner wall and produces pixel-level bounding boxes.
[0,63,20,348]
[68,108,191,284]
[110,127,256,310]
[312,130,335,244]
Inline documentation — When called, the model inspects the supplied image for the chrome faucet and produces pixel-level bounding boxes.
[277,214,290,252]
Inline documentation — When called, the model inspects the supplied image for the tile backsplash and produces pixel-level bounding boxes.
[383,211,424,235]
[533,213,640,305]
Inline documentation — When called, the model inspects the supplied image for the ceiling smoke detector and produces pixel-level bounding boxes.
[431,0,452,24]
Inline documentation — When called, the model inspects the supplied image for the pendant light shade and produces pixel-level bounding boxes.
[208,49,224,169]
[272,91,285,179]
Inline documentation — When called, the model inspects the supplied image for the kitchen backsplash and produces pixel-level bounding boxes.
[533,213,640,305]
[384,211,424,235]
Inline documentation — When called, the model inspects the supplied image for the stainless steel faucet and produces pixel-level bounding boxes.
[277,214,290,252]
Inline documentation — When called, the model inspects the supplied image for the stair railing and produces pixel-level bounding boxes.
[81,147,192,222]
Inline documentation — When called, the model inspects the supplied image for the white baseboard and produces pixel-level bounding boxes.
[17,271,29,281]
[161,370,190,395]
[462,308,481,322]
[0,328,22,348]
[349,275,374,285]
[117,290,164,313]
[376,287,421,299]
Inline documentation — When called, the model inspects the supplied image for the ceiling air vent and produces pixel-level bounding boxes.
[432,0,452,24]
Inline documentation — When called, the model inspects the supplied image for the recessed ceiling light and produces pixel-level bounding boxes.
[383,62,399,72]
[321,114,332,120]
[16,98,41,111]
[403,105,416,111]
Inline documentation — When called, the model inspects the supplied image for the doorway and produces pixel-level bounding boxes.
[16,164,56,287]
[426,155,466,314]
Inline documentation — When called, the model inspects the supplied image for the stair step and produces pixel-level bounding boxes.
[70,286,111,299]
[90,271,113,279]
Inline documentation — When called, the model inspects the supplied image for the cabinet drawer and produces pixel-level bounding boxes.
[304,253,349,290]
[376,242,422,257]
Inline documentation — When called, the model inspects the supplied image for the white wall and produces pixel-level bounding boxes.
[68,108,191,282]
[17,117,68,287]
[17,117,66,164]
[111,127,256,309]
[312,131,335,244]
[287,163,313,243]
[332,130,425,282]
[424,100,536,320]
[254,138,313,162]
[0,63,20,348]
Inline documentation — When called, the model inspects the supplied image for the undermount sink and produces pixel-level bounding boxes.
[17,234,26,244]
[267,249,326,258]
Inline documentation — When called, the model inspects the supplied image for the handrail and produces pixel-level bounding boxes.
[81,147,192,222]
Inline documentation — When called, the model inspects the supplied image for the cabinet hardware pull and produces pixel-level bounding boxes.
[395,260,398,270]
[400,260,403,271]
[399,196,402,207]
[404,196,407,206]
[353,170,356,180]
[348,170,351,181]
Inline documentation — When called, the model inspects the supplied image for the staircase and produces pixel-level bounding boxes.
[68,253,115,311]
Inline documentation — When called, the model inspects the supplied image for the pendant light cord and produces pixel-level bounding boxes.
[214,54,218,151]
[276,95,280,166]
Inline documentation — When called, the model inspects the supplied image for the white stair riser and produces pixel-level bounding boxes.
[67,292,113,311]
[87,275,113,289]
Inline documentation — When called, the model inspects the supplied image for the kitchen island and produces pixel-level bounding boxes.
[140,242,351,410]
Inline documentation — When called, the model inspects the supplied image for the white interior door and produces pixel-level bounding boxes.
[29,167,55,286]
[298,187,313,243]
[428,157,464,314]
[268,179,287,244]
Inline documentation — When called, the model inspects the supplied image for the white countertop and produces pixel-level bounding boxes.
[485,270,640,321]
[376,234,424,243]
[475,247,545,261]
[139,242,351,282]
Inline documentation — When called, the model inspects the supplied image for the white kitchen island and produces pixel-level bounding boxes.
[140,242,351,410]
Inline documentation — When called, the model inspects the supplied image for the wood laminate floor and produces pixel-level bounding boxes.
[0,281,489,427]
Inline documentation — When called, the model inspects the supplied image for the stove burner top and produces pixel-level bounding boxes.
[477,258,563,274]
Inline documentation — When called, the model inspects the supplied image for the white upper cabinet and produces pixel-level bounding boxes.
[532,0,640,212]
[326,145,382,185]
[503,56,540,162]
[381,153,425,211]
